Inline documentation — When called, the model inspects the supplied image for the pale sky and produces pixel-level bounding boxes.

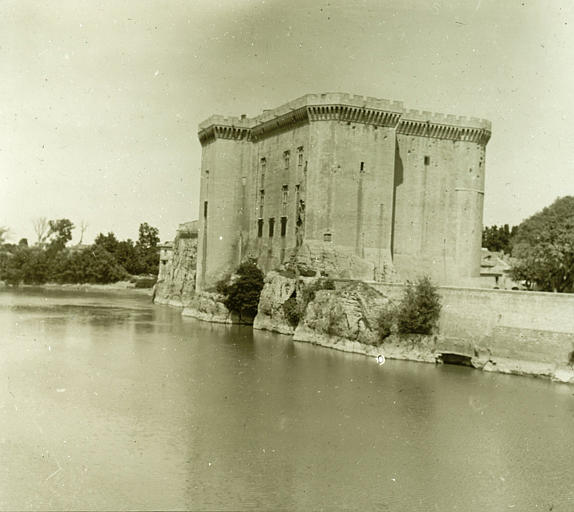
[1,0,573,244]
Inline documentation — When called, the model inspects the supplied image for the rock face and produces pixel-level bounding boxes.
[294,281,386,345]
[154,232,197,307]
[292,280,440,362]
[182,291,232,324]
[291,241,379,280]
[253,271,298,335]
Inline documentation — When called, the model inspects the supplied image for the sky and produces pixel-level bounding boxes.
[1,0,573,244]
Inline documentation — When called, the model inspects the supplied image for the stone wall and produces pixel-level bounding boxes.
[253,276,574,382]
[197,93,491,290]
[369,282,574,381]
[154,235,197,307]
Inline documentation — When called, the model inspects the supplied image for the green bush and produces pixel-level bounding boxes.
[282,296,300,327]
[377,304,396,341]
[215,273,231,295]
[396,277,441,335]
[220,260,264,320]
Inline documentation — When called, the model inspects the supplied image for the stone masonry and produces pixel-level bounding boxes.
[196,93,491,290]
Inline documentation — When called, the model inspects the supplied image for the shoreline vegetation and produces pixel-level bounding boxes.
[0,219,160,291]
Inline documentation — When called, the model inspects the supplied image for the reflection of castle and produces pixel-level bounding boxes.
[196,93,491,290]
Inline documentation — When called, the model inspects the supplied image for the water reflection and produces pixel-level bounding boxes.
[1,289,573,511]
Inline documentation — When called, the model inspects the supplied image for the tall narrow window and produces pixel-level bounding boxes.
[260,158,266,186]
[281,185,289,215]
[257,218,264,238]
[297,146,304,166]
[281,216,288,237]
[259,189,265,218]
[268,217,275,237]
[360,161,365,172]
[283,150,290,170]
[203,201,208,218]
[424,156,430,166]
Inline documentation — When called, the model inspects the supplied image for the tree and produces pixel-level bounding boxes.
[47,219,74,250]
[510,196,574,292]
[94,232,120,254]
[136,223,160,274]
[78,220,89,245]
[482,224,516,254]
[137,223,159,250]
[396,276,442,335]
[32,217,50,246]
[218,260,265,320]
[0,226,9,246]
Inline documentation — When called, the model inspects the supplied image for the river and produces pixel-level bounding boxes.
[1,288,573,511]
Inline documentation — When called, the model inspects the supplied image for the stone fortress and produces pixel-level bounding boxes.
[154,93,574,384]
[196,93,491,290]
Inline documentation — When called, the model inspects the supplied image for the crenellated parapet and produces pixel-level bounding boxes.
[197,93,491,146]
[306,104,402,128]
[198,125,251,145]
[250,106,309,141]
[398,109,491,145]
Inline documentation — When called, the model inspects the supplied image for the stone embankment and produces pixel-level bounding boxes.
[153,233,574,384]
[252,274,574,384]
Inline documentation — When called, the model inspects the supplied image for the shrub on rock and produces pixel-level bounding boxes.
[219,260,264,320]
[396,276,441,335]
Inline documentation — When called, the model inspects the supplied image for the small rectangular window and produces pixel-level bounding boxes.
[297,146,304,166]
[257,219,264,238]
[203,201,208,218]
[280,216,287,237]
[323,233,332,242]
[269,217,275,237]
[424,156,430,166]
[360,161,365,172]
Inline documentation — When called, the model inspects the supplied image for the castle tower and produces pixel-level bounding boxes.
[196,116,253,290]
[196,94,491,290]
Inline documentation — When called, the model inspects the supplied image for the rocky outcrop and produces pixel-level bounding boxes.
[154,227,197,307]
[253,271,297,335]
[289,240,400,281]
[182,291,232,324]
[294,281,387,346]
[292,281,447,363]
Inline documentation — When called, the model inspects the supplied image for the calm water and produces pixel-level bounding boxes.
[1,288,573,511]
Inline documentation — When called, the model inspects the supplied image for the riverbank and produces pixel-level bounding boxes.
[0,280,153,295]
[153,265,574,384]
[291,326,574,383]
[251,273,574,384]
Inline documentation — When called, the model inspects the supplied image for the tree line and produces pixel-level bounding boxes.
[0,219,160,286]
[482,196,574,293]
